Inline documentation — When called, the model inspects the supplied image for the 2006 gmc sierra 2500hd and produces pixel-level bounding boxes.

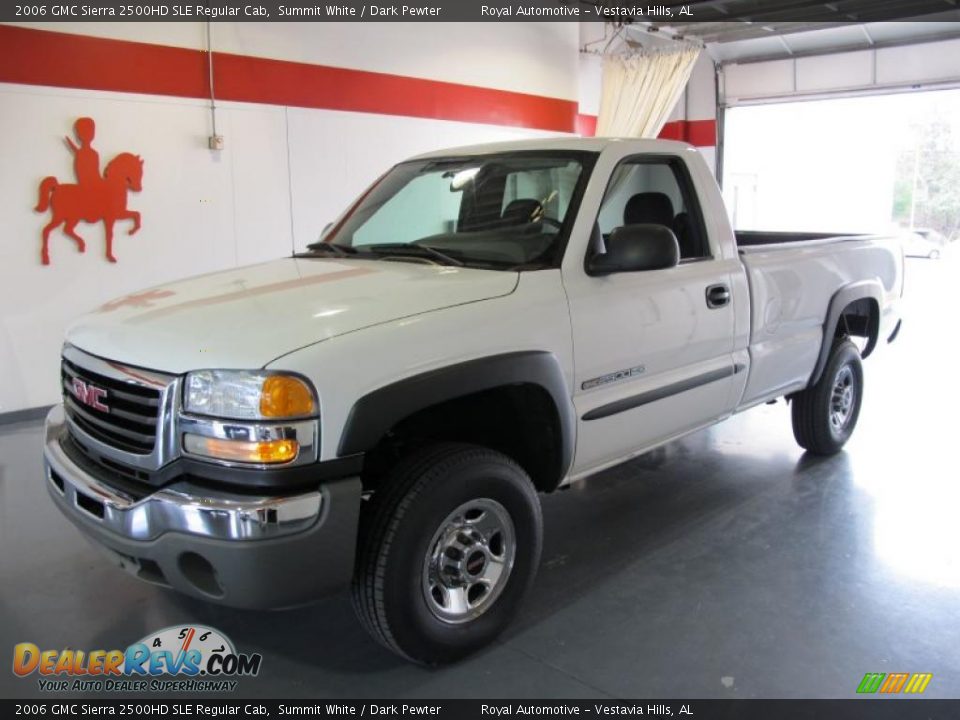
[43,138,903,664]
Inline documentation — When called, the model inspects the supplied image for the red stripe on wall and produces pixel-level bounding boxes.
[658,119,717,146]
[0,25,578,133]
[213,52,576,131]
[575,113,598,137]
[575,114,716,147]
[0,25,209,99]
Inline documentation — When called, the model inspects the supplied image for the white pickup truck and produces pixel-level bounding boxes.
[44,138,903,664]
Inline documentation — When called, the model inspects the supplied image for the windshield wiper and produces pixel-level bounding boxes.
[303,241,356,255]
[363,243,464,267]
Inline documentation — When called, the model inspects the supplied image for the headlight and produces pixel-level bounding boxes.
[184,370,316,420]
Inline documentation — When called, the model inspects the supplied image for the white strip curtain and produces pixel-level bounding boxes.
[596,45,702,138]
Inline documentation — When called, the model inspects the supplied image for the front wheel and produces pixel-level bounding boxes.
[791,339,864,455]
[352,443,542,665]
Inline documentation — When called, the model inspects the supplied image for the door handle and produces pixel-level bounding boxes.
[706,284,731,309]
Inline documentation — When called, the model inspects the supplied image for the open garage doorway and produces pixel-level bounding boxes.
[722,88,960,257]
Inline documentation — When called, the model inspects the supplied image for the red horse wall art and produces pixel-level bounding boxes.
[35,118,144,265]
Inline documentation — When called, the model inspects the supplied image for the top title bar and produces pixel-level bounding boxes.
[4,0,957,22]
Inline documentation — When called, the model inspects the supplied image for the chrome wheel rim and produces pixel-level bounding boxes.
[422,498,516,625]
[830,365,856,433]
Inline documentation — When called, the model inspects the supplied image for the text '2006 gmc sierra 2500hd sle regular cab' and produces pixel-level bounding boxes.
[44,138,903,664]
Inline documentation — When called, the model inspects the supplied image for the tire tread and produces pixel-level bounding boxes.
[791,339,862,455]
[351,443,533,663]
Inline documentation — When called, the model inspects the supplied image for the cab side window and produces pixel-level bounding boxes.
[595,158,710,261]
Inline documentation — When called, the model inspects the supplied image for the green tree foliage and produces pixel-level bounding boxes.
[892,114,960,241]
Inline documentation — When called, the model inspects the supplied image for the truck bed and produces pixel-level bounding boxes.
[734,231,902,409]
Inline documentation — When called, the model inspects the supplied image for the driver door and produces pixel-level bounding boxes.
[564,155,739,475]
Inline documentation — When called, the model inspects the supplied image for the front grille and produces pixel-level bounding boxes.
[62,356,161,455]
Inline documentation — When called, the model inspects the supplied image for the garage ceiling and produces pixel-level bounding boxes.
[619,1,960,63]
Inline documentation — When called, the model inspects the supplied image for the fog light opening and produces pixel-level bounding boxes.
[178,552,224,598]
[136,558,170,587]
[49,469,65,494]
[76,491,105,519]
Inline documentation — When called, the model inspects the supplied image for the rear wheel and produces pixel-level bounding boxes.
[791,339,863,455]
[352,443,542,665]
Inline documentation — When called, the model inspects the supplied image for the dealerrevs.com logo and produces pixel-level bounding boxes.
[12,625,262,693]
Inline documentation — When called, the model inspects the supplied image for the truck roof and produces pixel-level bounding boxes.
[409,136,696,160]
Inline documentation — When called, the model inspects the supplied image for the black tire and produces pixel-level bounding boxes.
[791,339,863,455]
[352,443,542,665]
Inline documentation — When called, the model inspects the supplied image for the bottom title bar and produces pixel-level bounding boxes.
[4,700,960,720]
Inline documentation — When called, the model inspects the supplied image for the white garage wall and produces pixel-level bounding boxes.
[665,52,718,174]
[0,22,578,415]
[576,22,604,118]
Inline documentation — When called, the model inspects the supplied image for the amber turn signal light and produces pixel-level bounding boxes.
[184,434,299,464]
[260,376,316,418]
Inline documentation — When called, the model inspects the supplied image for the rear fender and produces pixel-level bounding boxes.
[809,280,883,386]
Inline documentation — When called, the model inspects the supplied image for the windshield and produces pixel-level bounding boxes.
[310,152,594,270]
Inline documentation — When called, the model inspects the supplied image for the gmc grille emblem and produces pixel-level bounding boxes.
[71,378,109,412]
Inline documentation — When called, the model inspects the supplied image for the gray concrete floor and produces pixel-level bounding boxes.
[2,256,959,700]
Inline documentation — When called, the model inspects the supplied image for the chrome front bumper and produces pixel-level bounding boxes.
[43,405,361,609]
[45,405,322,541]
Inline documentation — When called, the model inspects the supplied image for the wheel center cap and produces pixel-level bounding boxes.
[466,551,486,576]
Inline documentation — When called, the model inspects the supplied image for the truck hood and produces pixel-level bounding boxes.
[67,258,519,373]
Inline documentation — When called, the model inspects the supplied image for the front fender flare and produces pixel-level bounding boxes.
[337,351,575,482]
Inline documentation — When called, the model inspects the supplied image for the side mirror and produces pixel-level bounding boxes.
[587,224,680,275]
[318,222,333,242]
